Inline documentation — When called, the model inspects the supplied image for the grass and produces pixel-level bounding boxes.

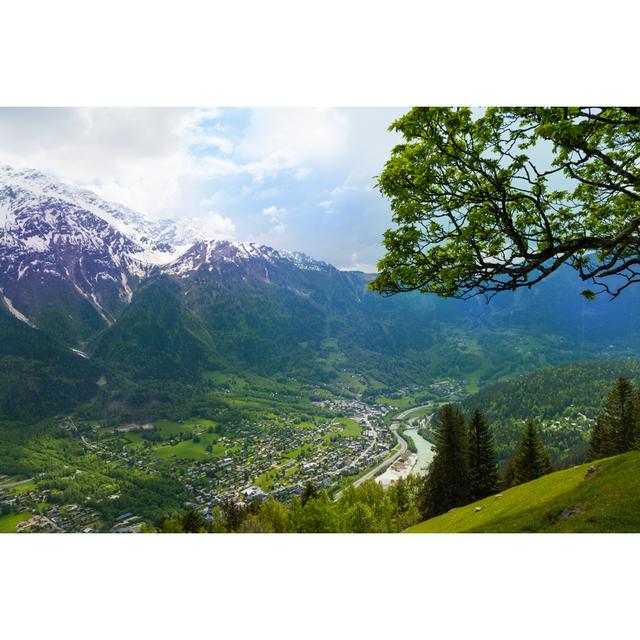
[155,418,217,438]
[283,444,313,459]
[334,417,362,438]
[151,433,225,461]
[407,451,640,533]
[6,480,37,495]
[375,395,421,409]
[124,432,145,448]
[0,511,31,533]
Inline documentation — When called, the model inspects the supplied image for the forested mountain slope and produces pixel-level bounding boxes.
[463,360,640,422]
[0,306,101,421]
[460,360,640,469]
[4,166,640,423]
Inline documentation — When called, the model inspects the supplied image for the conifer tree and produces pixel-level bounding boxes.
[502,456,516,490]
[587,415,612,461]
[506,419,552,487]
[467,409,500,500]
[588,378,639,459]
[301,481,318,506]
[420,404,470,519]
[603,378,637,455]
[181,509,205,533]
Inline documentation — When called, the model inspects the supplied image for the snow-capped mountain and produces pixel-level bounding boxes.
[164,239,332,278]
[0,166,195,265]
[0,165,341,344]
[0,166,204,340]
[0,167,147,336]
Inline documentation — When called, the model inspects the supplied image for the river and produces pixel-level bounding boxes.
[403,427,435,475]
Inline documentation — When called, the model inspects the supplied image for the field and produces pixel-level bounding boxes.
[0,511,31,533]
[119,417,225,461]
[154,418,217,438]
[375,395,423,409]
[9,480,36,495]
[334,417,362,438]
[151,434,225,461]
[407,451,640,533]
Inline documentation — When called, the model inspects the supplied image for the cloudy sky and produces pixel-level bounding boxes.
[0,107,405,271]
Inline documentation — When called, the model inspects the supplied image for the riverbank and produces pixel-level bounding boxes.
[376,452,418,487]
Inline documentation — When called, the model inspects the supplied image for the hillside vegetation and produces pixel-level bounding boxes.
[463,360,640,421]
[0,307,101,421]
[461,360,640,468]
[407,451,640,533]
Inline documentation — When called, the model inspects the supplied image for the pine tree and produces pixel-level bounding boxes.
[181,509,205,533]
[587,415,612,461]
[603,378,637,455]
[507,419,552,487]
[467,409,500,501]
[587,378,639,460]
[502,456,516,489]
[420,404,470,519]
[301,481,318,506]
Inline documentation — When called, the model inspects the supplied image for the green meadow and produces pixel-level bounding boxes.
[0,511,31,533]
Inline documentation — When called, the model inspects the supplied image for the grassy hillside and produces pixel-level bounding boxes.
[407,451,640,533]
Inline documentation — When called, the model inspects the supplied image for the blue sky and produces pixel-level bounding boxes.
[0,107,405,270]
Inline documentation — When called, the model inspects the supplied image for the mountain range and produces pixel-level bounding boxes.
[2,165,640,422]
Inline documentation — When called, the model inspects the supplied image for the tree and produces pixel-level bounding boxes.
[420,404,470,519]
[259,497,292,533]
[181,508,205,533]
[589,377,638,458]
[300,480,318,507]
[290,491,339,533]
[159,514,184,533]
[507,419,552,487]
[371,107,640,300]
[587,415,612,461]
[467,409,500,500]
[222,499,245,532]
[344,502,377,533]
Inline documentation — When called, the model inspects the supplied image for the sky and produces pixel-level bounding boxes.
[0,107,406,271]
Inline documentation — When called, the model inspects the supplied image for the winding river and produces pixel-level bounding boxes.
[403,427,435,475]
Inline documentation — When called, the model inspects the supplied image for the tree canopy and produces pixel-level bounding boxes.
[371,107,640,300]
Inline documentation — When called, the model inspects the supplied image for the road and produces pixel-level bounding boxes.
[333,403,435,500]
[0,477,34,490]
[334,416,410,500]
[395,404,432,422]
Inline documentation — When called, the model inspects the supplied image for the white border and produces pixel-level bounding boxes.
[1,1,638,638]
[1,533,638,639]
[0,0,637,106]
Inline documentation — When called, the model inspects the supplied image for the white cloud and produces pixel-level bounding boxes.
[338,252,377,273]
[0,106,406,268]
[0,107,237,217]
[262,204,287,233]
[238,108,350,179]
[201,211,237,240]
[318,200,334,213]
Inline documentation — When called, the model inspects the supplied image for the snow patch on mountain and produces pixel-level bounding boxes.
[0,288,35,326]
[163,239,332,277]
[0,166,194,266]
[0,166,342,334]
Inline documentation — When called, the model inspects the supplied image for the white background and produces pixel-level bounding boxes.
[1,1,638,638]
